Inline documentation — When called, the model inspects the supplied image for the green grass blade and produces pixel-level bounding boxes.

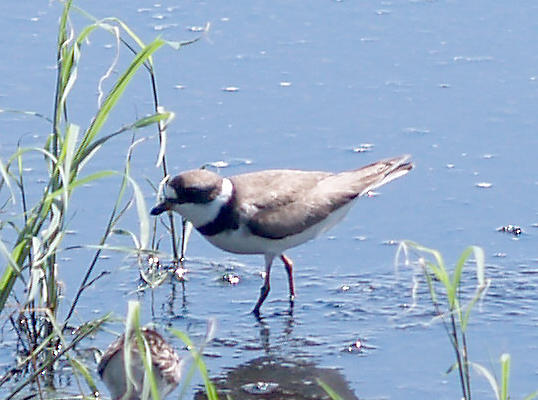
[170,328,219,400]
[154,107,175,168]
[70,357,99,395]
[126,173,150,251]
[26,259,44,305]
[462,246,488,331]
[95,23,120,107]
[54,0,75,131]
[76,244,161,256]
[59,41,81,110]
[0,239,29,312]
[316,378,344,400]
[101,17,148,53]
[523,391,538,400]
[403,241,446,269]
[404,241,451,288]
[0,157,16,205]
[453,245,485,292]
[126,301,161,400]
[57,0,73,50]
[112,228,140,249]
[123,301,140,399]
[0,108,53,124]
[471,361,501,400]
[8,147,69,208]
[422,261,440,306]
[40,201,62,244]
[452,246,472,296]
[137,332,161,400]
[0,237,22,276]
[500,353,510,400]
[58,123,80,182]
[45,170,116,202]
[30,204,64,272]
[133,111,173,129]
[71,8,149,56]
[164,23,210,50]
[76,112,170,169]
[74,38,166,167]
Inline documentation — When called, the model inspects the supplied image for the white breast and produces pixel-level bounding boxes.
[203,199,356,256]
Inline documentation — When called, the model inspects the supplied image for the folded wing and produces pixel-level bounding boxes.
[241,155,413,240]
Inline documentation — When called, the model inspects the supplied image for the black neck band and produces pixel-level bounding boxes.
[197,189,239,236]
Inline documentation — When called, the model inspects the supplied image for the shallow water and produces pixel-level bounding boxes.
[1,0,537,399]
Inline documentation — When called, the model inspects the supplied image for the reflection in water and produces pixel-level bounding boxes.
[139,255,189,319]
[257,319,271,353]
[194,355,358,400]
[164,279,188,317]
[255,312,296,355]
[194,315,358,400]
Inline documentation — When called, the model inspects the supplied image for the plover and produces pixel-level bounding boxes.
[151,155,413,315]
[98,328,182,400]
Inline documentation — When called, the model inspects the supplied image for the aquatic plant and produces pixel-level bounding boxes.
[396,242,537,400]
[0,1,203,396]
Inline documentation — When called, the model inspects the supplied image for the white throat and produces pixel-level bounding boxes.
[172,178,233,228]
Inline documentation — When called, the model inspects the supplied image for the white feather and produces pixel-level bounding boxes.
[204,199,356,256]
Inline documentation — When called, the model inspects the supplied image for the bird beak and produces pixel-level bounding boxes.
[150,201,169,216]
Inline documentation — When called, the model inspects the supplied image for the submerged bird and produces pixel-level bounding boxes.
[98,328,182,400]
[151,155,413,316]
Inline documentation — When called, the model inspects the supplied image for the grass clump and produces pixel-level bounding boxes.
[0,1,204,397]
[397,241,537,400]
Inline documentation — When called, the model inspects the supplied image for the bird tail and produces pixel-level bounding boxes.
[314,155,413,201]
[355,154,413,196]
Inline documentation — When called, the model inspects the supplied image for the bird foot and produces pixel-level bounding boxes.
[252,306,262,320]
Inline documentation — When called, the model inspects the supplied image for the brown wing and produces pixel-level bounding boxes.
[231,170,355,239]
[230,170,332,210]
[246,190,358,239]
[233,156,412,240]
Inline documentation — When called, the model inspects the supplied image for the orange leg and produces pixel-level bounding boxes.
[280,254,295,301]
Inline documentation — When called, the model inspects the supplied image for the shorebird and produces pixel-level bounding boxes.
[150,155,413,315]
[98,328,182,400]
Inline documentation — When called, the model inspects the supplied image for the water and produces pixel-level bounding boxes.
[0,0,537,398]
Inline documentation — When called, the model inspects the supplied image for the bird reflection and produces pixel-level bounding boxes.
[193,355,358,400]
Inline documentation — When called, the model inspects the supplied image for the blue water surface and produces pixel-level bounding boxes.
[0,0,536,399]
